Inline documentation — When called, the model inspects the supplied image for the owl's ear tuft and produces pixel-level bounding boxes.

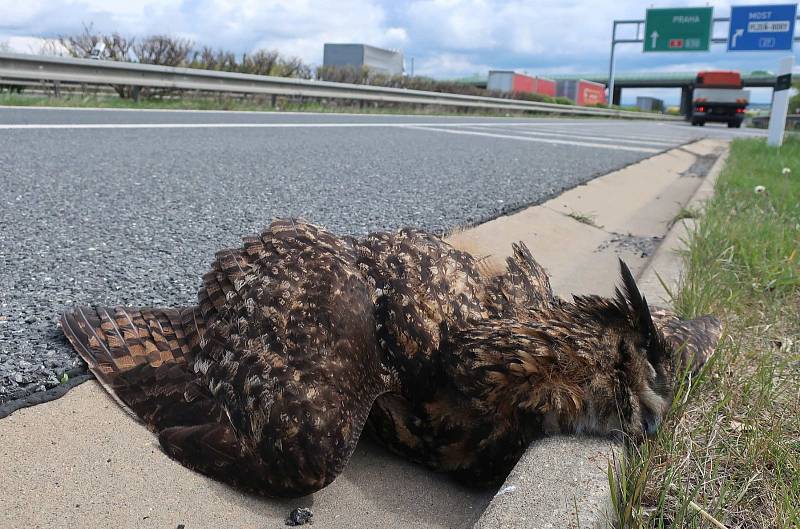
[616,259,666,366]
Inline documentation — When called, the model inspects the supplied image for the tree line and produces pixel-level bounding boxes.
[42,25,573,105]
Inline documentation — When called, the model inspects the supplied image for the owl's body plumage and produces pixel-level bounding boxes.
[60,219,720,497]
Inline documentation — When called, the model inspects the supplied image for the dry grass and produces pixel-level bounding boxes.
[610,138,800,528]
[565,210,602,228]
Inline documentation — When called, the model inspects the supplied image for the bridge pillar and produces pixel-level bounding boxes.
[680,86,693,117]
[612,86,622,106]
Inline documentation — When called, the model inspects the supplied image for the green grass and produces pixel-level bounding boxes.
[668,205,700,228]
[610,138,800,528]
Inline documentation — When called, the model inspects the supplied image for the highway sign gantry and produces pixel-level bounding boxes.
[644,7,713,52]
[728,3,798,51]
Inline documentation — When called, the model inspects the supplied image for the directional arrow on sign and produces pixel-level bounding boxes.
[732,28,744,48]
[650,31,659,48]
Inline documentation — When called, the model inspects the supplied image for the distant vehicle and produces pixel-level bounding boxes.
[691,70,749,128]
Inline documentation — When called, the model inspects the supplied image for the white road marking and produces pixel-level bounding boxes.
[529,128,696,143]
[0,104,606,124]
[0,122,547,130]
[0,121,606,130]
[655,121,768,137]
[460,125,679,147]
[405,126,662,153]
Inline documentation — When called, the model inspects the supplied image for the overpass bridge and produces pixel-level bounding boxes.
[455,71,778,114]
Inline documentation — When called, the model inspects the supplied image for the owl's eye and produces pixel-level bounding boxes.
[641,407,660,436]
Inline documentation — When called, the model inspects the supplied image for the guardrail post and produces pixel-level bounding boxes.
[53,81,61,98]
[131,86,141,103]
[270,94,277,107]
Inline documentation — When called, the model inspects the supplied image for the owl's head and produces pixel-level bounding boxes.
[570,260,721,439]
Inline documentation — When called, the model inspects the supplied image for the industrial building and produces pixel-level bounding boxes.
[636,96,665,112]
[322,44,404,76]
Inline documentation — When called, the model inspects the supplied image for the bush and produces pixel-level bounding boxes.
[57,25,312,99]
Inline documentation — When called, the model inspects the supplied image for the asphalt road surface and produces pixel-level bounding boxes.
[0,106,765,408]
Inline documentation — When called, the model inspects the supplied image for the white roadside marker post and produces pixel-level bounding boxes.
[768,56,794,147]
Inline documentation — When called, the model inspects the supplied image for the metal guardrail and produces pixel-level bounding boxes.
[750,114,800,129]
[0,52,678,120]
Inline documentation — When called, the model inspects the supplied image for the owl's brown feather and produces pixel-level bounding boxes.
[61,218,722,496]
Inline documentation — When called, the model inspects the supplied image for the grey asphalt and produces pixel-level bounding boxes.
[0,107,762,410]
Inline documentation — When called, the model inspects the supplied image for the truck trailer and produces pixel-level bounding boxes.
[487,71,556,97]
[555,79,606,106]
[691,70,749,128]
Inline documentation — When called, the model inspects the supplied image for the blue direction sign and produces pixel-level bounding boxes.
[728,4,798,51]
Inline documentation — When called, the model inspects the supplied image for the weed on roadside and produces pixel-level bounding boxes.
[565,210,602,229]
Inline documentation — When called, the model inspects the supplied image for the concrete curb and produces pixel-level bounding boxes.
[636,144,729,305]
[470,139,728,529]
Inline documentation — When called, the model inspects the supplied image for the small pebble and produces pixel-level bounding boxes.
[285,507,313,526]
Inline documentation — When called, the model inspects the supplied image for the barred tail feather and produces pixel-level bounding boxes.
[59,306,214,429]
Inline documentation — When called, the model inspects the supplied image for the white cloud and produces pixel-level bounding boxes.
[1,0,401,64]
[413,52,490,77]
[2,36,68,55]
[2,0,799,81]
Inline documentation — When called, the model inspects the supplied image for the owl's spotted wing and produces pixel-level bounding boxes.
[189,219,390,495]
[353,229,489,396]
[490,242,557,316]
[61,220,392,497]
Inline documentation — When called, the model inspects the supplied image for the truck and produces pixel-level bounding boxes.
[690,70,749,128]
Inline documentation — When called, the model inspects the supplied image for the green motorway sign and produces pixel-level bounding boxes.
[644,7,713,52]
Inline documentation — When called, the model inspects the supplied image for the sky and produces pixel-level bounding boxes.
[1,0,798,104]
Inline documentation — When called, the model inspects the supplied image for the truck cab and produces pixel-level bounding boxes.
[691,70,749,128]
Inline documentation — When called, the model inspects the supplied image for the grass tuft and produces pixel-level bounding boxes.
[565,210,602,228]
[611,137,800,528]
[668,205,700,228]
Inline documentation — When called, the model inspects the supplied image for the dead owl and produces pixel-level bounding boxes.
[60,219,721,496]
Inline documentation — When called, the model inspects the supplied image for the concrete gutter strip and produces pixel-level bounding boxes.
[0,139,727,529]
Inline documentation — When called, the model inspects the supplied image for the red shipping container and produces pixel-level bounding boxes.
[577,80,606,106]
[532,77,556,97]
[488,71,556,97]
[695,70,742,88]
[511,73,535,94]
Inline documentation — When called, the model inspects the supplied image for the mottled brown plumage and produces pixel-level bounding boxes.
[60,219,721,496]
